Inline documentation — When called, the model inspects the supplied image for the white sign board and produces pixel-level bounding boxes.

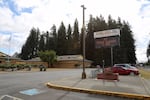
[94,29,120,38]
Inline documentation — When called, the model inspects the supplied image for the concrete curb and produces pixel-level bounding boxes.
[46,82,150,100]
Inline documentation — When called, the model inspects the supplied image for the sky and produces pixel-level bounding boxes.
[0,0,150,62]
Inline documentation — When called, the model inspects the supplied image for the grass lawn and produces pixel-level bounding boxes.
[139,69,150,79]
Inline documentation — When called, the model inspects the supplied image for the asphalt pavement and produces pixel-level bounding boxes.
[47,69,150,100]
[0,68,135,100]
[0,68,150,100]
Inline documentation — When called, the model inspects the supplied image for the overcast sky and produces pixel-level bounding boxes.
[0,0,150,62]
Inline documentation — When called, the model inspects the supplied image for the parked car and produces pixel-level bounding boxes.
[112,64,139,75]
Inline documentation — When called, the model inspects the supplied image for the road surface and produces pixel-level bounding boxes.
[0,68,132,100]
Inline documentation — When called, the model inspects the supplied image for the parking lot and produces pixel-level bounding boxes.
[0,68,150,100]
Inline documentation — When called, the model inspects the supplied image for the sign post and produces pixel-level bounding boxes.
[94,29,120,67]
[111,47,113,66]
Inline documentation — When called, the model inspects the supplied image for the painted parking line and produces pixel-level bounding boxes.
[0,95,23,100]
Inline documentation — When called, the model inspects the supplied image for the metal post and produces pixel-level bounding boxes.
[7,34,11,64]
[111,47,113,67]
[81,5,86,79]
[102,60,105,73]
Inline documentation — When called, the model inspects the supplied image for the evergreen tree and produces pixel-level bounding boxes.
[86,15,108,65]
[20,45,29,60]
[98,15,110,66]
[57,22,67,55]
[86,15,95,61]
[147,42,150,62]
[51,25,57,51]
[66,24,73,54]
[19,14,137,65]
[85,15,136,66]
[95,15,108,31]
[39,34,45,51]
[45,31,50,50]
[113,17,123,64]
[20,27,40,59]
[119,22,136,64]
[108,15,117,29]
[72,19,80,54]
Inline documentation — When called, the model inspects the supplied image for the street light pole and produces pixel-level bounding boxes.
[81,5,86,79]
[7,34,12,63]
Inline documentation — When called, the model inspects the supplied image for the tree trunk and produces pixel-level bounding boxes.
[48,62,50,68]
[50,63,53,68]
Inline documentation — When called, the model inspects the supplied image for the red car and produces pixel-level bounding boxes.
[112,64,139,75]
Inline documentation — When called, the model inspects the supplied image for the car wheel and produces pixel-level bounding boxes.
[130,72,135,76]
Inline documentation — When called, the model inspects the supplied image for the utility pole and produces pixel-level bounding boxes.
[7,34,12,64]
[81,5,86,79]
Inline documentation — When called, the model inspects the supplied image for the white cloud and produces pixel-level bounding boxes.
[0,0,150,62]
[0,34,10,48]
[14,0,46,8]
[0,7,14,31]
[0,0,2,4]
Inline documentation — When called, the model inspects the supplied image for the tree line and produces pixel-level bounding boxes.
[19,15,136,66]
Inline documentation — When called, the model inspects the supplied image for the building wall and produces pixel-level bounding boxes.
[0,57,47,67]
[54,60,91,68]
[15,61,48,67]
[0,57,92,68]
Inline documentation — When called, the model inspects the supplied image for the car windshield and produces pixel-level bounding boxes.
[121,67,128,70]
[124,64,131,68]
[114,64,131,68]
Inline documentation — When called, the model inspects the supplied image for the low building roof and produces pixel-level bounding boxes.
[0,52,9,57]
[57,55,93,62]
[57,55,83,61]
[0,56,20,60]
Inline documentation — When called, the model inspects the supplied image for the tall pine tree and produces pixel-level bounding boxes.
[57,22,67,55]
[72,19,80,54]
[20,27,40,59]
[39,34,45,51]
[85,15,136,66]
[19,15,137,65]
[51,25,57,51]
[66,24,73,54]
[147,42,150,62]
[86,15,95,61]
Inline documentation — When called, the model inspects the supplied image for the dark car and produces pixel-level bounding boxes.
[112,64,139,75]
